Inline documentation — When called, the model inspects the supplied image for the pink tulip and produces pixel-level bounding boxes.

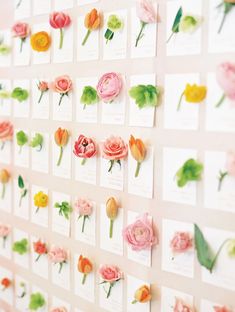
[49,12,71,49]
[73,135,97,165]
[216,62,235,108]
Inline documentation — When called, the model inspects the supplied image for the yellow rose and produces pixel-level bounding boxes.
[184,84,207,103]
[34,191,48,213]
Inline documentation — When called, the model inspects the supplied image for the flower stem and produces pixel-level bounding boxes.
[210,238,231,273]
[3,237,6,248]
[82,215,87,233]
[132,299,137,304]
[16,0,22,9]
[58,93,65,106]
[82,29,91,46]
[135,21,147,47]
[109,219,114,239]
[108,160,115,173]
[59,28,64,49]
[215,93,226,108]
[35,254,41,262]
[135,162,141,178]
[57,146,63,166]
[218,13,227,34]
[177,91,184,111]
[166,32,175,44]
[83,103,86,110]
[38,91,44,103]
[1,183,5,199]
[20,38,24,53]
[82,273,87,285]
[19,194,23,207]
[35,206,40,214]
[81,158,87,165]
[59,262,63,274]
[1,142,5,150]
[217,171,228,191]
[106,283,113,298]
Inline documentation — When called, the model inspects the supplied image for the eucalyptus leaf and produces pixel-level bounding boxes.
[18,175,24,189]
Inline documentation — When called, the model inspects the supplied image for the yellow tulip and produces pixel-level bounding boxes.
[177,84,207,111]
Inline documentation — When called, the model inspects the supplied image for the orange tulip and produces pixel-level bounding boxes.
[132,285,152,304]
[106,197,118,239]
[82,8,101,46]
[129,135,147,178]
[77,255,93,284]
[0,169,10,199]
[54,128,69,166]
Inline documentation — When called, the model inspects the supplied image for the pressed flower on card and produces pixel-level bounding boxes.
[97,72,122,103]
[176,159,203,188]
[213,306,232,312]
[73,134,97,165]
[129,84,161,109]
[129,135,147,178]
[18,282,27,298]
[104,14,123,44]
[0,224,10,248]
[18,175,28,207]
[217,151,235,191]
[11,87,29,102]
[54,201,72,220]
[82,8,101,46]
[0,121,13,150]
[33,239,47,262]
[30,31,51,52]
[74,198,93,233]
[34,191,48,214]
[170,231,193,259]
[80,85,99,110]
[29,293,46,311]
[48,246,68,274]
[177,84,207,111]
[50,307,68,312]
[12,238,28,255]
[174,298,195,312]
[54,128,69,166]
[49,12,71,49]
[37,81,49,104]
[99,264,123,298]
[1,278,11,291]
[12,22,30,53]
[0,169,10,199]
[77,255,93,285]
[16,130,28,154]
[106,197,118,239]
[50,75,72,106]
[30,133,43,152]
[217,1,235,33]
[132,285,151,304]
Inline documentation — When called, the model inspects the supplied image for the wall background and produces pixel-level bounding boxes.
[0,0,235,311]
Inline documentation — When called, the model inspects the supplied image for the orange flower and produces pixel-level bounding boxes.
[30,31,51,52]
[82,8,101,46]
[1,277,11,290]
[132,285,151,304]
[77,255,93,284]
[54,128,69,166]
[129,135,147,177]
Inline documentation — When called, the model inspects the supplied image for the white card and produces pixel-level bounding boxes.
[33,0,51,15]
[31,185,48,228]
[126,211,152,267]
[75,201,96,246]
[31,78,50,119]
[77,16,99,61]
[31,132,49,173]
[52,91,73,121]
[164,73,200,130]
[208,0,235,53]
[15,275,30,311]
[0,224,11,259]
[0,79,11,116]
[13,79,30,118]
[13,35,30,66]
[54,0,74,10]
[101,75,126,125]
[128,146,154,198]
[129,74,156,127]
[32,23,51,64]
[31,285,48,312]
[74,254,95,303]
[52,135,72,179]
[0,267,13,305]
[31,235,48,279]
[99,278,123,312]
[204,151,235,213]
[0,180,12,214]
[100,157,124,191]
[0,30,11,67]
[130,7,157,58]
[13,178,29,220]
[77,0,99,5]
[13,228,29,269]
[126,275,150,312]
[201,299,234,312]
[162,219,194,278]
[14,0,30,19]
[100,203,123,256]
[51,257,70,290]
[202,227,235,291]
[166,0,202,56]
[163,147,197,205]
[50,296,71,311]
[103,10,127,60]
[52,25,73,63]
[75,155,97,185]
[14,128,29,168]
[206,72,235,132]
[52,191,71,237]
[161,286,194,312]
[76,77,98,123]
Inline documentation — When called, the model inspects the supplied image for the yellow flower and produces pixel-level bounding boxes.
[30,31,51,52]
[34,191,48,213]
[177,83,207,111]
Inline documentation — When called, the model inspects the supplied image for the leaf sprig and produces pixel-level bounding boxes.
[129,84,161,109]
[18,175,28,207]
[54,201,72,220]
[28,292,45,310]
[176,158,203,187]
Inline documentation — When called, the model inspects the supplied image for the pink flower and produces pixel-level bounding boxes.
[50,308,67,312]
[213,306,232,312]
[136,0,157,23]
[101,136,128,161]
[122,213,157,251]
[12,22,30,38]
[174,298,194,312]
[49,12,71,29]
[73,135,97,164]
[74,198,93,216]
[0,224,11,238]
[226,151,235,176]
[50,75,72,106]
[38,81,48,92]
[0,121,14,143]
[97,72,123,103]
[99,265,123,283]
[48,246,68,264]
[170,232,193,254]
[216,62,235,108]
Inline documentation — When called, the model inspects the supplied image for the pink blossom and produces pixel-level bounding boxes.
[38,81,48,92]
[0,224,11,238]
[226,151,235,176]
[213,306,232,312]
[170,232,193,254]
[216,62,235,101]
[99,265,123,282]
[0,121,14,142]
[50,75,72,94]
[12,22,30,38]
[50,308,67,312]
[74,198,93,216]
[97,72,122,103]
[48,246,68,264]
[122,213,157,251]
[101,136,128,161]
[136,0,157,23]
[174,298,194,312]
[49,12,71,29]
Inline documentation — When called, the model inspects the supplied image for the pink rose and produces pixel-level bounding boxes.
[97,72,122,103]
[174,298,194,312]
[214,306,232,312]
[101,136,128,160]
[170,232,193,254]
[73,135,97,159]
[216,62,235,101]
[12,22,30,38]
[38,81,48,92]
[50,75,72,94]
[74,198,93,216]
[136,0,157,23]
[0,121,13,142]
[0,224,11,238]
[48,246,68,264]
[50,308,67,312]
[49,12,71,29]
[99,265,123,282]
[122,213,157,251]
[226,151,235,176]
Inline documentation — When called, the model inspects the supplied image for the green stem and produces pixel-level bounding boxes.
[177,91,184,111]
[57,146,63,166]
[132,299,137,304]
[38,91,44,103]
[20,38,25,53]
[135,162,141,178]
[109,219,114,239]
[166,31,175,44]
[81,158,87,165]
[218,171,228,191]
[135,22,147,47]
[108,160,115,173]
[210,239,231,273]
[35,206,40,214]
[59,262,63,274]
[215,93,226,108]
[82,273,87,285]
[82,29,91,46]
[83,103,86,110]
[58,93,65,106]
[16,0,22,9]
[37,144,42,152]
[3,237,6,248]
[35,254,41,262]
[1,142,5,150]
[19,194,23,207]
[218,12,227,34]
[59,28,64,49]
[1,183,5,199]
[82,215,87,233]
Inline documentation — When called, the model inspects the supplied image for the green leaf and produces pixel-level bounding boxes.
[30,133,43,148]
[29,292,45,310]
[18,175,24,189]
[172,7,183,33]
[11,87,29,102]
[16,130,28,147]
[104,28,114,42]
[176,158,203,187]
[54,201,72,220]
[129,85,161,109]
[107,14,123,31]
[12,238,28,255]
[80,86,99,106]
[194,224,215,271]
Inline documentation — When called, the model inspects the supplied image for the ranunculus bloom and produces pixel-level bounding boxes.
[1,277,11,290]
[74,198,93,216]
[73,135,97,165]
[34,191,48,212]
[216,62,235,107]
[99,265,123,282]
[122,213,157,251]
[33,240,47,261]
[136,0,157,23]
[50,308,67,312]
[213,306,232,312]
[132,285,151,304]
[184,84,207,103]
[97,72,122,103]
[170,232,193,254]
[0,121,14,146]
[101,136,128,161]
[174,298,194,312]
[49,12,71,49]
[30,31,51,52]
[12,22,30,39]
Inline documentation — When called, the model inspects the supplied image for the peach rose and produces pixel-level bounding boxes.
[0,121,14,143]
[99,265,123,282]
[101,136,128,160]
[170,232,193,254]
[50,75,72,94]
